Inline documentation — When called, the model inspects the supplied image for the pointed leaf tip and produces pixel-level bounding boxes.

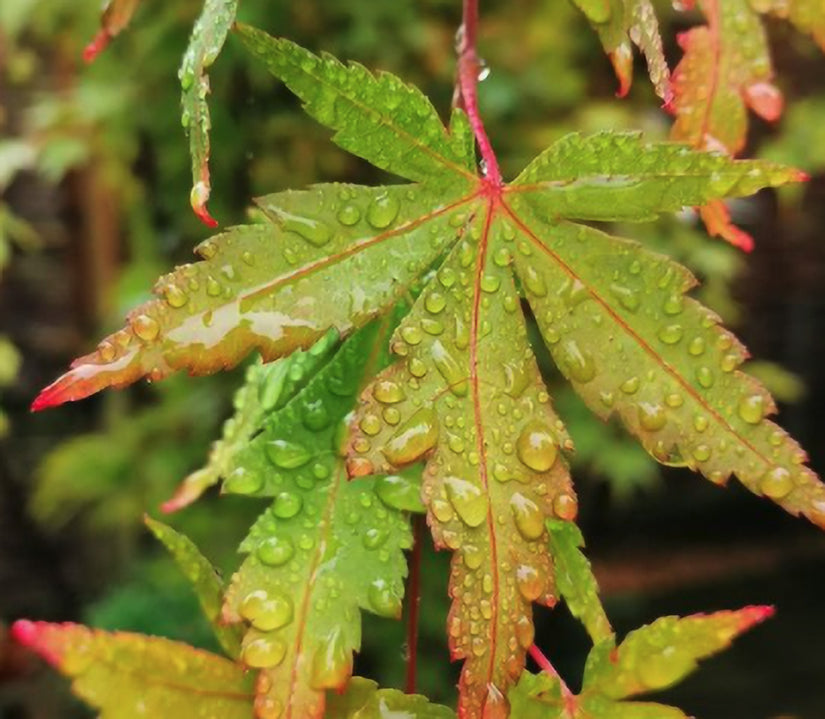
[191,180,218,228]
[11,620,60,666]
[83,30,111,63]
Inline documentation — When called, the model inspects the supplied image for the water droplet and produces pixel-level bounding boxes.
[242,635,287,668]
[425,292,447,314]
[738,394,764,424]
[553,493,577,520]
[362,527,389,549]
[638,402,666,431]
[665,393,683,408]
[366,192,400,228]
[761,467,793,499]
[131,314,160,341]
[693,414,709,432]
[522,265,547,297]
[359,414,381,436]
[663,294,683,315]
[432,340,468,395]
[337,204,361,226]
[368,578,401,618]
[273,491,303,519]
[375,474,424,512]
[621,376,640,394]
[439,266,457,288]
[515,615,534,648]
[688,337,706,356]
[481,275,501,293]
[463,544,484,570]
[224,467,263,495]
[206,276,222,296]
[400,326,423,345]
[516,564,543,601]
[610,283,639,312]
[240,590,294,631]
[282,215,331,246]
[494,248,511,267]
[558,339,596,383]
[310,629,350,689]
[510,493,545,540]
[720,353,739,372]
[696,366,714,388]
[257,535,295,566]
[303,399,331,431]
[516,421,558,472]
[658,324,684,345]
[444,476,488,528]
[266,439,312,469]
[382,406,438,465]
[164,284,188,308]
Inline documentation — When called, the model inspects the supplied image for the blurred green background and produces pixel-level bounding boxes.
[1,1,825,717]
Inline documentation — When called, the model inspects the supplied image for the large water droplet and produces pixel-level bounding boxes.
[240,590,294,632]
[242,635,287,668]
[516,421,558,472]
[131,314,160,341]
[658,323,683,345]
[366,192,400,228]
[516,563,543,601]
[696,366,714,388]
[368,578,401,618]
[553,493,577,521]
[382,406,438,465]
[257,535,295,566]
[310,629,350,689]
[558,339,596,383]
[164,284,188,308]
[273,491,303,519]
[444,476,488,527]
[432,340,468,396]
[282,215,331,246]
[375,474,425,512]
[336,204,361,226]
[637,402,666,431]
[610,283,639,312]
[266,439,312,469]
[224,467,263,495]
[374,380,405,404]
[502,360,530,398]
[522,265,547,297]
[510,493,545,540]
[738,394,764,424]
[760,467,792,499]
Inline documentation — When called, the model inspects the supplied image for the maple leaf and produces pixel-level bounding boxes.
[327,677,456,719]
[84,0,238,226]
[570,0,671,102]
[219,323,417,719]
[508,520,774,718]
[34,25,820,717]
[163,329,340,512]
[10,620,255,718]
[145,516,244,658]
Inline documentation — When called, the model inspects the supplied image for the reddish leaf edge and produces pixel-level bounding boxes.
[83,30,112,63]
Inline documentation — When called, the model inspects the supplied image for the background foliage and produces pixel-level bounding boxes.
[1,1,825,717]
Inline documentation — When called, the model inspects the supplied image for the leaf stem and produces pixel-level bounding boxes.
[528,644,575,707]
[405,514,424,693]
[457,0,502,187]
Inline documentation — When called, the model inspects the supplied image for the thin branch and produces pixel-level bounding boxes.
[456,0,502,187]
[528,644,576,709]
[405,515,424,694]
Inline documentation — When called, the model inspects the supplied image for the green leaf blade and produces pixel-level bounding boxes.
[34,183,470,410]
[11,621,253,718]
[583,606,774,698]
[236,25,478,185]
[220,326,414,719]
[144,517,243,658]
[511,132,803,222]
[507,200,825,528]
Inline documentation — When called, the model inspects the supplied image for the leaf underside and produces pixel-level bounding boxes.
[35,25,823,718]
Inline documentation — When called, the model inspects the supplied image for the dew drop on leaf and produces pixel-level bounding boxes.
[510,492,545,540]
[375,474,425,512]
[637,402,667,431]
[558,339,597,383]
[366,192,400,228]
[515,563,543,601]
[242,635,288,668]
[368,578,401,618]
[224,466,263,495]
[432,340,469,396]
[310,629,350,689]
[131,314,160,342]
[444,476,489,528]
[760,467,793,499]
[240,590,294,631]
[382,406,438,466]
[266,439,312,469]
[282,215,332,246]
[515,421,558,472]
[336,204,361,226]
[257,535,295,566]
[164,284,188,308]
[738,394,765,424]
[272,491,303,519]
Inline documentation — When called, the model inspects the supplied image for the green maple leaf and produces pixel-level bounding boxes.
[219,322,417,719]
[510,523,774,717]
[10,620,254,718]
[327,677,456,719]
[34,25,822,716]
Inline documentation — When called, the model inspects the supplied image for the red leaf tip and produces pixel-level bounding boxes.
[190,180,219,228]
[83,30,111,64]
[11,620,38,648]
[31,382,70,412]
[739,604,776,629]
